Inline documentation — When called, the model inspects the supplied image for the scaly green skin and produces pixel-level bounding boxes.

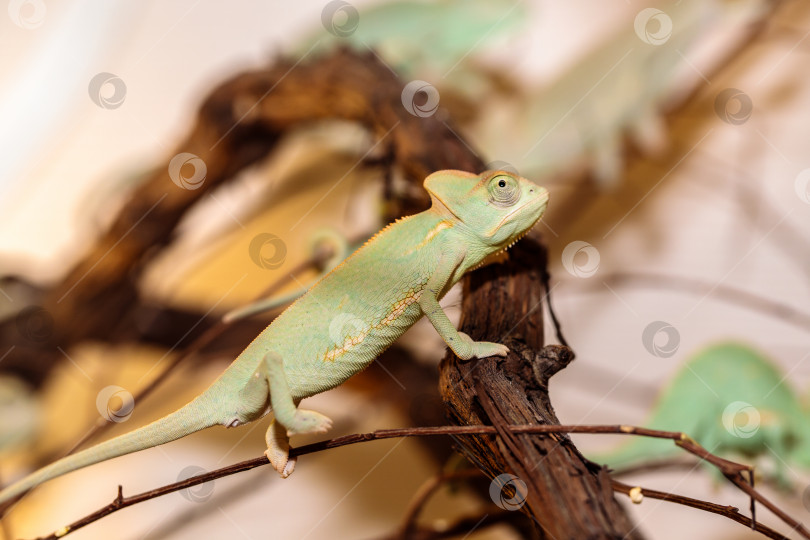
[0,169,548,504]
[589,342,810,487]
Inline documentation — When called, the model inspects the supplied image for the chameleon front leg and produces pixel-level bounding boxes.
[245,352,333,477]
[417,250,509,361]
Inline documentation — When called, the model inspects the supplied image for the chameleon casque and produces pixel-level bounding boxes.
[0,169,549,504]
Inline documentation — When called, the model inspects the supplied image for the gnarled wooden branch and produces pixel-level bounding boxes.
[439,238,644,538]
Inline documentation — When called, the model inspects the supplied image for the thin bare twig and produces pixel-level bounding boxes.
[28,424,808,540]
[397,468,484,539]
[611,480,788,540]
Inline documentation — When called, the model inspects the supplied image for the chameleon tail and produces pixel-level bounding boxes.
[222,289,308,323]
[222,227,350,324]
[0,392,222,505]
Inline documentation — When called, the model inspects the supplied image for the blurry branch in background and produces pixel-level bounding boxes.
[0,45,474,389]
[541,0,784,238]
[31,424,803,540]
[563,271,810,334]
[0,0,789,386]
[393,468,488,539]
[0,0,804,537]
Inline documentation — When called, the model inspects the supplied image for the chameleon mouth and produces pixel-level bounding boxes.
[471,192,549,271]
[485,190,549,238]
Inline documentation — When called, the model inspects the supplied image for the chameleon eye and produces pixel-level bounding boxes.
[488,175,520,206]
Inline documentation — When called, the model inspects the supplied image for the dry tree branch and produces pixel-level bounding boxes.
[28,424,808,540]
[611,480,788,540]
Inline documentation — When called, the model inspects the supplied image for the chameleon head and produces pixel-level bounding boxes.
[424,169,549,249]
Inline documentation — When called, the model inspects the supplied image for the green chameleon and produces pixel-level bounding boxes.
[590,342,810,486]
[0,169,549,504]
[303,0,527,79]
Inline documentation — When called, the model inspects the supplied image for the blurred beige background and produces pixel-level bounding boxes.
[1,1,809,539]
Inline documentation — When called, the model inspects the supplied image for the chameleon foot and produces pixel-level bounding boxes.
[286,409,333,436]
[458,332,509,359]
[266,419,296,478]
[265,448,297,478]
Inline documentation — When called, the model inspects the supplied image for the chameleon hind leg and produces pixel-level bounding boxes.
[251,352,333,477]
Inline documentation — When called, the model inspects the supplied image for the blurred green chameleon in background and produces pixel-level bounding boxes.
[589,342,810,488]
[304,0,768,187]
[300,0,528,79]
